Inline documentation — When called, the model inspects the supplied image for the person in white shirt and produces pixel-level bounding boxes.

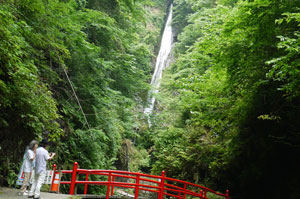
[28,139,55,199]
[18,140,38,196]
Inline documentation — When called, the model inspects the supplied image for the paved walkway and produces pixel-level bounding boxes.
[0,187,78,199]
[0,187,130,199]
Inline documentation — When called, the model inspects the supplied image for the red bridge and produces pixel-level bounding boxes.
[51,162,229,199]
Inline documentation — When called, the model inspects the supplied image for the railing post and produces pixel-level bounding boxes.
[50,164,57,190]
[135,174,140,199]
[204,190,207,199]
[159,171,165,199]
[226,190,229,199]
[69,162,78,195]
[106,172,111,199]
[111,175,115,196]
[84,173,89,195]
[183,184,186,199]
[200,190,203,199]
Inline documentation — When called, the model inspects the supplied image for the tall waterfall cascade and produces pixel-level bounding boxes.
[144,5,173,117]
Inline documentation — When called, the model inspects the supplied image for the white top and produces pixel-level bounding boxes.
[35,147,50,174]
[23,149,35,172]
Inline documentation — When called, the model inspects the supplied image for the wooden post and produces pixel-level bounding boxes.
[106,172,111,199]
[183,184,187,199]
[69,162,78,195]
[84,173,89,195]
[159,171,165,199]
[111,175,115,196]
[226,190,230,199]
[135,175,140,199]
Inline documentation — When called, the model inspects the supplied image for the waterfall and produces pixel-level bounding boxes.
[144,5,173,118]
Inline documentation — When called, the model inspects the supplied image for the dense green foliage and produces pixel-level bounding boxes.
[1,0,300,198]
[150,0,300,198]
[0,0,168,192]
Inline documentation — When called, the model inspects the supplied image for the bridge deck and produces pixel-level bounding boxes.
[0,187,127,199]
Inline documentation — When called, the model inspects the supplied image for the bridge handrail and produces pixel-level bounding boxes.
[54,162,229,199]
[164,176,228,197]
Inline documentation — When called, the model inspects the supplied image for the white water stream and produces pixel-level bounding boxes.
[144,5,173,117]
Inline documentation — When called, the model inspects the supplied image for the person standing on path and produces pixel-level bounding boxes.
[28,139,56,199]
[18,140,38,196]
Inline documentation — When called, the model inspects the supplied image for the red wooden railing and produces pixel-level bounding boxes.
[53,162,229,199]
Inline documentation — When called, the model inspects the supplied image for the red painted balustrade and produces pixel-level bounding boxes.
[52,162,229,199]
